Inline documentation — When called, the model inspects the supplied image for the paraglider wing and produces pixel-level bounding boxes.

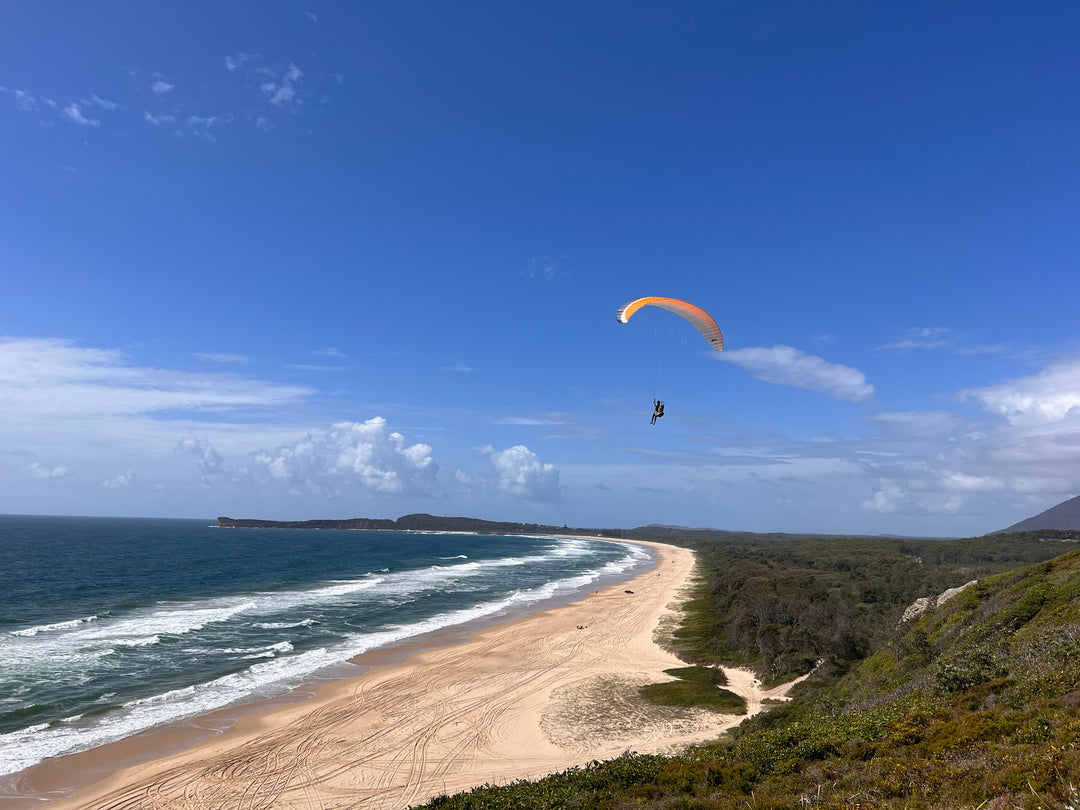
[616,297,724,352]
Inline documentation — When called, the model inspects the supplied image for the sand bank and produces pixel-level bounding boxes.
[22,540,790,810]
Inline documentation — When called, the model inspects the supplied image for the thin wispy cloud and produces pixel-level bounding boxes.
[305,11,318,23]
[144,112,176,126]
[0,337,310,418]
[224,53,251,72]
[195,352,251,364]
[0,86,30,109]
[260,63,303,107]
[521,255,567,280]
[187,114,233,128]
[0,86,51,111]
[62,103,99,127]
[442,362,473,373]
[878,327,953,351]
[150,80,174,94]
[87,93,118,110]
[312,347,346,358]
[719,345,874,402]
[496,416,570,426]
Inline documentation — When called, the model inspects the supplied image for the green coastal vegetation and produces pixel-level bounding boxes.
[414,529,1080,809]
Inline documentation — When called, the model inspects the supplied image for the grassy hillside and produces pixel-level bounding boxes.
[414,533,1080,809]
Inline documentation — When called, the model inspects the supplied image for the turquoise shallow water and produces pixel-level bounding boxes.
[0,515,647,777]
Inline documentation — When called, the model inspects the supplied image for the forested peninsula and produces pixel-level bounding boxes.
[216,514,611,535]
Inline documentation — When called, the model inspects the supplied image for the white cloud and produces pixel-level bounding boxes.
[187,114,233,129]
[0,86,39,111]
[261,63,303,107]
[869,410,969,437]
[480,445,562,502]
[878,327,953,351]
[312,347,345,358]
[719,345,874,402]
[306,11,318,22]
[195,352,251,364]
[442,362,473,372]
[253,418,438,496]
[102,470,135,488]
[521,255,567,280]
[29,462,70,480]
[496,416,570,426]
[150,80,174,94]
[144,112,176,126]
[177,436,225,481]
[224,53,250,72]
[88,93,118,110]
[0,337,310,418]
[963,358,1080,426]
[62,103,99,127]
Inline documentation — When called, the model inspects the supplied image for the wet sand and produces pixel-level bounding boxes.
[11,539,781,810]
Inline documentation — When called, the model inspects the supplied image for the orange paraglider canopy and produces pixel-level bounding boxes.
[615,297,724,352]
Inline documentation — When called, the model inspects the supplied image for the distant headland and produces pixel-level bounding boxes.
[216,513,628,537]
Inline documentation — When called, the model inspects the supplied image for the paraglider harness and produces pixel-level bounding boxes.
[651,399,665,425]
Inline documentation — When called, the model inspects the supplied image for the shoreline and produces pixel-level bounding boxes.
[1,533,647,807]
[10,538,741,810]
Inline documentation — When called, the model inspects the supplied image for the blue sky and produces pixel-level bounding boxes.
[2,2,1079,536]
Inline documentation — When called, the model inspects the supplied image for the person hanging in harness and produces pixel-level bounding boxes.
[651,399,665,425]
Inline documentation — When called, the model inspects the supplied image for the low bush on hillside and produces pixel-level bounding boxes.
[415,537,1080,809]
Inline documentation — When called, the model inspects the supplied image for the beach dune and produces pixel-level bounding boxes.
[37,541,758,810]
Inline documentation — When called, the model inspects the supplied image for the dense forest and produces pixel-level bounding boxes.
[413,529,1080,809]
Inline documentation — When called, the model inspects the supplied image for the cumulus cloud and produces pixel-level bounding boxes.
[479,445,562,502]
[719,345,874,402]
[963,358,1080,426]
[102,470,136,488]
[253,418,438,496]
[150,80,174,94]
[177,436,225,481]
[29,462,70,479]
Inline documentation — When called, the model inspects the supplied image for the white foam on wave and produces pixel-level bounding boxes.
[9,615,99,637]
[4,537,600,665]
[0,645,345,776]
[253,618,316,630]
[0,537,644,777]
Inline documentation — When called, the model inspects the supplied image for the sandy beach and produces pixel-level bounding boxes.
[20,539,791,810]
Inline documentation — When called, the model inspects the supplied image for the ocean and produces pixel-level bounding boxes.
[0,515,649,782]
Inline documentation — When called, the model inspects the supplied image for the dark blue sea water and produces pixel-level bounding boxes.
[0,515,648,778]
